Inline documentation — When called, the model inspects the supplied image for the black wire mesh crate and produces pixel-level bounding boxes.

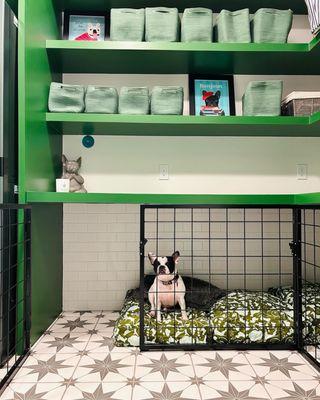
[299,208,320,369]
[140,205,296,351]
[0,205,31,390]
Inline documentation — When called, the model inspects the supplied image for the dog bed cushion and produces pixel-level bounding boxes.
[269,283,320,344]
[209,291,294,344]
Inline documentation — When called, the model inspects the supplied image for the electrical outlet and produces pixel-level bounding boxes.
[159,164,169,180]
[297,164,308,180]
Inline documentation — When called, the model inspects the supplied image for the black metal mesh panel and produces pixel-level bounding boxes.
[0,206,31,390]
[300,208,320,368]
[140,206,295,351]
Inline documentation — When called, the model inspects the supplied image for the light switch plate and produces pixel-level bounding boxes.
[159,165,169,180]
[297,164,308,180]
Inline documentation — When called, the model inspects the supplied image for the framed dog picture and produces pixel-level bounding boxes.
[63,12,106,41]
[189,75,235,116]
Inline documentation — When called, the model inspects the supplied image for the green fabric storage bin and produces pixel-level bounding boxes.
[85,86,118,114]
[151,86,184,115]
[181,8,213,42]
[48,82,85,113]
[110,8,145,42]
[242,80,283,116]
[216,9,251,43]
[253,8,293,43]
[119,87,150,115]
[145,7,179,42]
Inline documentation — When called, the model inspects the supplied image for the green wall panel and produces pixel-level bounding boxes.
[30,204,63,345]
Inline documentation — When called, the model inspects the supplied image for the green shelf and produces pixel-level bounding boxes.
[26,192,295,205]
[46,36,320,74]
[46,112,320,137]
[54,0,308,14]
[24,192,320,206]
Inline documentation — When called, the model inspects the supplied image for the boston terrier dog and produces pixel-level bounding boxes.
[148,251,187,322]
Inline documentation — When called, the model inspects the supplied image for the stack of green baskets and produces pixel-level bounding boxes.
[110,8,145,41]
[181,8,213,42]
[216,9,251,43]
[242,80,283,116]
[145,7,180,42]
[252,9,293,43]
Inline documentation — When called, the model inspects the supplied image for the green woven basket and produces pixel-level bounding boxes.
[181,8,213,42]
[151,86,184,115]
[48,82,85,113]
[145,7,180,42]
[119,87,150,115]
[110,8,145,42]
[242,80,283,116]
[85,86,118,114]
[253,8,293,43]
[216,9,251,43]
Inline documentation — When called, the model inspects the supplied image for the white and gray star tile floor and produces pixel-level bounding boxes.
[1,311,320,399]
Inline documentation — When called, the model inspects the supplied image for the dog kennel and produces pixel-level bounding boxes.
[114,205,318,369]
[0,205,31,390]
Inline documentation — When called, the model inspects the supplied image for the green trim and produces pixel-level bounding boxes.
[53,0,308,14]
[26,192,295,205]
[46,112,320,137]
[294,192,320,205]
[46,38,320,74]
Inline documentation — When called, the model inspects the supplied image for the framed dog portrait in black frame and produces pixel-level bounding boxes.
[63,11,107,41]
[189,75,236,117]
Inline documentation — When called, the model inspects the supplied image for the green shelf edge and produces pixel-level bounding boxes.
[46,112,320,137]
[54,0,309,15]
[25,192,320,206]
[46,36,320,75]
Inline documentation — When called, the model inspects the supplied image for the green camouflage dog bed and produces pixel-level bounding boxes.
[113,298,208,346]
[113,288,295,346]
[269,283,320,344]
[208,291,294,344]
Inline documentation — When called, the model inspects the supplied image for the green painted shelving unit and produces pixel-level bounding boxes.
[46,112,320,137]
[47,36,320,74]
[17,0,320,345]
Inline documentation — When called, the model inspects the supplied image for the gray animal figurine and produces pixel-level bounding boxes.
[62,155,87,193]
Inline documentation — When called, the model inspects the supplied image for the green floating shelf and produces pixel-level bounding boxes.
[46,112,320,137]
[46,36,320,74]
[54,0,308,14]
[26,192,295,205]
[25,192,320,206]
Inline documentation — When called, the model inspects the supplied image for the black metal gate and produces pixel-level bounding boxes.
[139,205,319,370]
[0,205,31,390]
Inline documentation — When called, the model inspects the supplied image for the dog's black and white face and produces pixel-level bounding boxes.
[148,251,180,282]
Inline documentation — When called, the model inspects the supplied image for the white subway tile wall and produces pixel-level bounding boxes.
[64,205,295,311]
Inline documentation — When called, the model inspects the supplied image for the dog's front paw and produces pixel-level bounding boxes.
[181,313,188,321]
[149,310,155,318]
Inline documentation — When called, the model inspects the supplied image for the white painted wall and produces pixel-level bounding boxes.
[63,15,320,311]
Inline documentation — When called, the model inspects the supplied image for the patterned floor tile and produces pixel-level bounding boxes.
[72,352,136,383]
[50,314,99,334]
[1,383,66,399]
[265,380,320,399]
[131,381,201,400]
[246,351,319,381]
[62,382,132,400]
[135,352,194,382]
[86,333,132,354]
[191,351,256,381]
[13,354,81,383]
[32,332,91,354]
[198,380,270,400]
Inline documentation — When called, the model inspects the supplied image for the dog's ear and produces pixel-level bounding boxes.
[216,90,221,99]
[76,157,82,168]
[172,251,180,264]
[62,154,68,165]
[148,252,157,265]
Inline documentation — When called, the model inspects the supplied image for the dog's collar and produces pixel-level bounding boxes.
[161,274,179,286]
